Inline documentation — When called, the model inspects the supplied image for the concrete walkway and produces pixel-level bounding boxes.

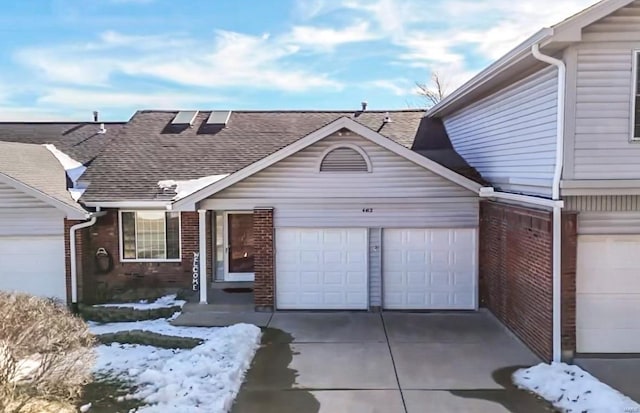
[576,357,640,402]
[231,311,550,413]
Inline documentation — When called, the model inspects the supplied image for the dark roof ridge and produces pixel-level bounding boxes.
[138,109,426,114]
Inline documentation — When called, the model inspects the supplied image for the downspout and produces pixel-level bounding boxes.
[532,43,566,363]
[69,207,100,310]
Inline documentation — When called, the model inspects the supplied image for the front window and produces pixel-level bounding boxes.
[633,51,640,140]
[120,211,181,261]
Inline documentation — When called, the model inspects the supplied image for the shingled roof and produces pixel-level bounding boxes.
[0,141,87,216]
[0,122,126,165]
[80,109,484,203]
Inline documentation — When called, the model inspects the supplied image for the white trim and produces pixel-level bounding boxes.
[631,50,640,141]
[0,172,88,219]
[198,209,208,304]
[118,210,182,262]
[479,187,564,208]
[84,201,171,208]
[172,117,483,210]
[316,143,372,173]
[223,211,255,282]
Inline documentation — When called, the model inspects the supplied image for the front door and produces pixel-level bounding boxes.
[224,212,255,281]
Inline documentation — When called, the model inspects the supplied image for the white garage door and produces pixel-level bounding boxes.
[276,228,368,309]
[383,228,477,310]
[0,236,66,300]
[577,235,640,353]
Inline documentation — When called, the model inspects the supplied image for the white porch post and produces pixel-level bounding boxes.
[198,209,208,304]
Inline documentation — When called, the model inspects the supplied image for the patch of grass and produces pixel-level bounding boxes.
[79,376,144,413]
[97,330,203,349]
[79,305,181,323]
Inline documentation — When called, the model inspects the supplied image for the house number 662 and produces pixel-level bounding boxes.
[362,208,373,213]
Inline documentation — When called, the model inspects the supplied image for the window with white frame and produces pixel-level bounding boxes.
[120,211,181,261]
[633,51,640,140]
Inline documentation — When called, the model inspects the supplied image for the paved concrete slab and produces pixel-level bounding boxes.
[232,390,405,413]
[243,342,398,390]
[382,311,509,343]
[170,311,272,327]
[391,341,540,390]
[268,312,386,342]
[576,358,640,402]
[403,390,549,413]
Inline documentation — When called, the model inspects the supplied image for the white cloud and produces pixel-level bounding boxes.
[288,20,379,51]
[37,88,223,110]
[16,30,342,93]
[364,79,413,96]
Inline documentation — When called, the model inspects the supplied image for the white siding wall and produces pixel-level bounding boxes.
[369,228,382,307]
[0,181,65,236]
[203,133,479,228]
[570,1,640,180]
[443,67,558,197]
[566,195,640,234]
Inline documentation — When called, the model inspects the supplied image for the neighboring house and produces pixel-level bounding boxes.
[427,0,640,360]
[0,141,89,300]
[0,122,124,302]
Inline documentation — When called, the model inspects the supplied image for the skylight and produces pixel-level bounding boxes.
[206,111,232,126]
[172,110,199,125]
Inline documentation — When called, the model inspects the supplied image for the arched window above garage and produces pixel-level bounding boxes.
[318,144,372,172]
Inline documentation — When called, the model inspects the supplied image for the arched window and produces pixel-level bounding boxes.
[318,144,372,172]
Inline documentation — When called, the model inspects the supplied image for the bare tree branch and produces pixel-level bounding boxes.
[416,72,449,108]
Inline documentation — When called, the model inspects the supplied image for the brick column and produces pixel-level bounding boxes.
[253,208,274,311]
[561,211,578,359]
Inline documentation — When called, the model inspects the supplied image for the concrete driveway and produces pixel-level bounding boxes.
[231,311,551,413]
[576,357,640,402]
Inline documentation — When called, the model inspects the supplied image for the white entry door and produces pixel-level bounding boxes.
[276,228,368,309]
[383,228,477,310]
[224,212,255,282]
[577,235,640,353]
[0,235,66,300]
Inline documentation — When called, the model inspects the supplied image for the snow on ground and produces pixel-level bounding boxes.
[93,294,186,310]
[157,174,229,200]
[89,318,261,413]
[513,362,640,413]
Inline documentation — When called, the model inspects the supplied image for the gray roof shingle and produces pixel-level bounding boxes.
[81,110,427,202]
[0,141,86,214]
[0,122,126,165]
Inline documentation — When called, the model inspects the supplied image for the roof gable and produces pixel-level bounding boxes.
[171,117,484,210]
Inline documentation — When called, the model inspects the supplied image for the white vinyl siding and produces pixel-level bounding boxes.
[204,133,479,228]
[566,196,640,234]
[570,1,640,180]
[443,67,558,197]
[0,208,64,236]
[0,181,52,209]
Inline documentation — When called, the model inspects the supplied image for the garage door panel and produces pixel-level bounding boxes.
[276,228,368,310]
[383,228,477,310]
[577,235,640,353]
[0,236,65,300]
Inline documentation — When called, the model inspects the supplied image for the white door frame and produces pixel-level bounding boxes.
[223,211,255,282]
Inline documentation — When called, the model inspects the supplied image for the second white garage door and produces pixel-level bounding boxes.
[276,228,368,310]
[577,235,640,353]
[383,228,477,310]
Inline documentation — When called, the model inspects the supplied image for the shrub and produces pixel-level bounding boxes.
[0,292,95,413]
[79,305,181,323]
[96,330,202,349]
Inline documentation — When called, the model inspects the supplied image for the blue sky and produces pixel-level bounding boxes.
[0,0,598,121]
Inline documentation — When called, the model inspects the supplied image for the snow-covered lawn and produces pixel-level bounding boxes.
[89,317,261,413]
[513,362,640,413]
[93,294,186,310]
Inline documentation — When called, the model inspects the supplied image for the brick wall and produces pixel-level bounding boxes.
[253,208,274,311]
[81,209,210,303]
[479,200,577,361]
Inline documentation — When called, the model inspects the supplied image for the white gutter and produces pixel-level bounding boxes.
[479,187,564,208]
[69,208,103,306]
[532,43,566,363]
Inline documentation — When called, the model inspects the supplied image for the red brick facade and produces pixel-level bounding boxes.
[78,209,212,303]
[479,200,577,361]
[253,208,274,311]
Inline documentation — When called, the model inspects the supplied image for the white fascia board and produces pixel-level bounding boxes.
[82,201,171,209]
[0,172,89,219]
[171,117,483,210]
[480,187,563,208]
